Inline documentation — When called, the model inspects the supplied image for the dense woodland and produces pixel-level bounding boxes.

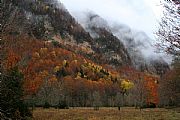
[0,0,180,119]
[2,35,158,107]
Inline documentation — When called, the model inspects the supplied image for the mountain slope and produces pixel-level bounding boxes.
[72,11,169,75]
[2,0,132,68]
[110,23,170,74]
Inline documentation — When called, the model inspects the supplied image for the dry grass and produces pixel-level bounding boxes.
[33,107,180,120]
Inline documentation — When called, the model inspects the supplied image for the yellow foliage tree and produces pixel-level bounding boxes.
[63,60,68,67]
[54,66,60,72]
[121,79,134,93]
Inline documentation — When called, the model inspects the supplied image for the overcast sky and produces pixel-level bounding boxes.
[60,0,163,40]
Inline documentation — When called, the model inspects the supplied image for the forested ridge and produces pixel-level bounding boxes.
[1,0,179,119]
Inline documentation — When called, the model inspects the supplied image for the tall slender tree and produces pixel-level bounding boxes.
[0,67,32,119]
[156,0,180,56]
[157,0,180,107]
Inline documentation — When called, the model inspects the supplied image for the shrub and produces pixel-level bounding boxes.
[51,40,60,47]
[57,100,69,109]
[43,101,50,108]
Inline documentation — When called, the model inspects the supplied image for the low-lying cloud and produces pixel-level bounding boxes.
[59,0,172,63]
[60,0,161,39]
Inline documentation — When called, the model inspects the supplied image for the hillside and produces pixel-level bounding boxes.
[1,0,163,109]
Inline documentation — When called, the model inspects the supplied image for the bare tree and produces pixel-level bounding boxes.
[115,92,123,110]
[131,75,147,109]
[156,0,180,107]
[92,91,102,110]
[156,0,180,56]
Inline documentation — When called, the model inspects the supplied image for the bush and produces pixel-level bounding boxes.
[148,102,156,108]
[19,101,32,117]
[140,102,156,109]
[43,101,50,109]
[57,100,69,109]
[51,40,60,47]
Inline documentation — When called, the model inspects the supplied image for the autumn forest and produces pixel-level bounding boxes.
[0,0,180,120]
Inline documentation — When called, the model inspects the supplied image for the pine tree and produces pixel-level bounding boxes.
[0,67,32,119]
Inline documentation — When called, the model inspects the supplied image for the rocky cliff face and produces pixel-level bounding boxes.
[2,0,92,42]
[81,13,132,66]
[91,27,132,66]
[69,12,133,67]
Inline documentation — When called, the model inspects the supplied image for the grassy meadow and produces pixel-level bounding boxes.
[33,107,180,120]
